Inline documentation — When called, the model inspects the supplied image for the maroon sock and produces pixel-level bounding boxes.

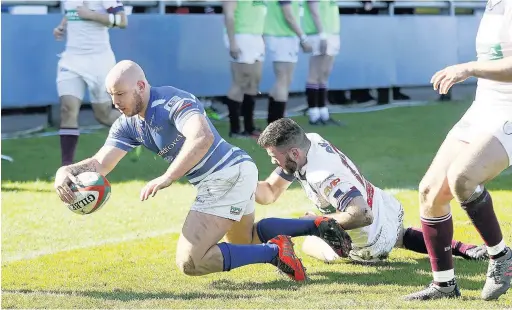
[59,128,79,166]
[421,214,454,276]
[461,188,503,248]
[403,227,477,258]
[451,241,478,258]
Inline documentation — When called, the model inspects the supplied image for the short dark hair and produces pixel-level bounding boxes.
[257,118,309,150]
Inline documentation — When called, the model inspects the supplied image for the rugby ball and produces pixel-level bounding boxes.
[67,172,111,215]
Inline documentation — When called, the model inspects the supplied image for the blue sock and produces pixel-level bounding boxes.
[217,242,279,271]
[256,218,320,243]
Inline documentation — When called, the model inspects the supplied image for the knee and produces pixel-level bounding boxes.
[60,101,78,119]
[175,254,200,276]
[418,177,450,212]
[446,166,477,202]
[228,84,245,101]
[93,106,116,126]
[60,101,79,127]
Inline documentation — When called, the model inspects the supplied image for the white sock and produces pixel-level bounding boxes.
[308,107,320,122]
[487,239,506,256]
[433,269,455,283]
[319,107,329,121]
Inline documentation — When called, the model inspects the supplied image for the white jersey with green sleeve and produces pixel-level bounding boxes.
[475,0,512,100]
[63,0,124,55]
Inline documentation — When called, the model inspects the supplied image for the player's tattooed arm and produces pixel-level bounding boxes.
[66,159,101,175]
[60,146,127,177]
[325,196,374,230]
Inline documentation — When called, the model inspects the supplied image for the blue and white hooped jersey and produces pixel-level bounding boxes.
[105,86,253,186]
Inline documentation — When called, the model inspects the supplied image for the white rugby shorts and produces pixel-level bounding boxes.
[56,50,116,103]
[348,191,404,263]
[264,35,300,63]
[224,33,265,64]
[190,160,258,221]
[447,96,512,166]
[307,34,340,57]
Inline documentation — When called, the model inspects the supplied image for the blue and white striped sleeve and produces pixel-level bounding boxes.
[104,118,140,152]
[168,98,203,133]
[273,167,296,182]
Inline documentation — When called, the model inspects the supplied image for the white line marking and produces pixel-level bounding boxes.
[3,188,416,263]
[3,228,180,263]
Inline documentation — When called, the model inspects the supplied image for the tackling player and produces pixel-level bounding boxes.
[54,0,127,166]
[254,118,488,265]
[223,0,266,138]
[53,60,351,282]
[303,0,342,126]
[404,0,512,301]
[264,0,312,124]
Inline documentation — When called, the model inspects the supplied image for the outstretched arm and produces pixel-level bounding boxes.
[432,57,512,94]
[76,1,127,28]
[256,167,294,205]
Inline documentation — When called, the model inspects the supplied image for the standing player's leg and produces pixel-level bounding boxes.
[241,38,264,137]
[268,61,295,124]
[89,54,121,127]
[91,101,121,126]
[445,132,511,300]
[398,226,488,260]
[404,136,468,300]
[318,36,343,126]
[226,62,246,137]
[225,34,257,138]
[266,37,299,124]
[306,55,321,125]
[57,68,86,166]
[318,54,340,125]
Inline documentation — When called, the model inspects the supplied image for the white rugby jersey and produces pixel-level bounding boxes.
[63,0,123,55]
[275,133,387,247]
[475,0,512,101]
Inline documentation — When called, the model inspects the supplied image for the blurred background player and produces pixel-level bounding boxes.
[255,118,487,264]
[54,0,127,166]
[405,0,512,301]
[264,0,312,124]
[223,0,266,138]
[303,0,343,126]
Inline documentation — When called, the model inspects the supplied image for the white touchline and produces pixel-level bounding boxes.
[3,188,415,263]
[3,228,180,263]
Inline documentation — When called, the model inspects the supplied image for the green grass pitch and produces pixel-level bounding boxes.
[2,101,511,308]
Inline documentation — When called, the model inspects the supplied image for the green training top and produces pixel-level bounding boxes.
[264,0,301,37]
[303,0,340,35]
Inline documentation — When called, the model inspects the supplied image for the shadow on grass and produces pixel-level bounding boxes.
[2,289,253,301]
[210,258,488,293]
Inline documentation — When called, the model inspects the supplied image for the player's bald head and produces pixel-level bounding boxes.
[105,60,147,90]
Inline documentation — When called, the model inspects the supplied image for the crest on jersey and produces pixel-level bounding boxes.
[503,121,512,135]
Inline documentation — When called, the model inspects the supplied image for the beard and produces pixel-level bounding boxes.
[125,91,144,117]
[282,154,298,174]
